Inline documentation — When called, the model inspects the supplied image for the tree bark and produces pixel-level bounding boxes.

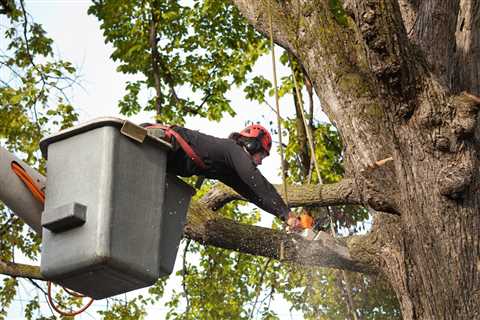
[201,179,365,210]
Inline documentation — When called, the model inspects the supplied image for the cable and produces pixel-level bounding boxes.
[268,2,290,262]
[268,2,288,205]
[10,162,45,204]
[47,282,94,317]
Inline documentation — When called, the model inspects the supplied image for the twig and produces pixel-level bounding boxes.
[267,285,274,309]
[28,279,57,318]
[182,239,191,319]
[149,8,163,116]
[18,0,47,133]
[249,258,272,319]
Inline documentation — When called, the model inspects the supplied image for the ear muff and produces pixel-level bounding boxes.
[244,130,264,154]
[245,139,261,154]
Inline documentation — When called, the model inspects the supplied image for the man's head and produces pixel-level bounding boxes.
[230,124,272,166]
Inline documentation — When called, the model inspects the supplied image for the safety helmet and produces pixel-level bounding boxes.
[239,124,272,155]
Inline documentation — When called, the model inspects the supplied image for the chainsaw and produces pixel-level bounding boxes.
[288,212,321,240]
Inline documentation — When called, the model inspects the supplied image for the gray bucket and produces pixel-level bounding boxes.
[39,118,194,299]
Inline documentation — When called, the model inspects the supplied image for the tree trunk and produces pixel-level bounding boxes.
[231,1,480,319]
[375,87,480,319]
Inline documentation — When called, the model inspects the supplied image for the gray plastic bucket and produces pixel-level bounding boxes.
[39,118,194,299]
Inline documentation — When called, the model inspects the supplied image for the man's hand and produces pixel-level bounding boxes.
[286,212,300,232]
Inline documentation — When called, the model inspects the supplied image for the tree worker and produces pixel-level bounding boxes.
[142,123,312,231]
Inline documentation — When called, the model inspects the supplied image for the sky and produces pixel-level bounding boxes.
[4,1,328,319]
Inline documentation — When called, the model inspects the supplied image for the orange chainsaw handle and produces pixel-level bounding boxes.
[287,212,314,230]
[299,213,314,229]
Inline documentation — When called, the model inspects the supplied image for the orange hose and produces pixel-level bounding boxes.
[63,286,87,298]
[11,161,94,316]
[10,161,45,204]
[47,282,94,317]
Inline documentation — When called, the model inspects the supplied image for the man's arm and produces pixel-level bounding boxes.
[222,144,290,220]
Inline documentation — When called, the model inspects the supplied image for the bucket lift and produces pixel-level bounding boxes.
[1,117,195,300]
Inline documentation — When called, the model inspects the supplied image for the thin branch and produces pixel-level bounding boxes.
[196,73,233,111]
[18,0,50,133]
[149,8,163,116]
[27,279,57,318]
[30,82,45,131]
[263,99,279,116]
[18,0,45,86]
[0,61,24,79]
[182,239,191,319]
[197,91,214,109]
[27,278,48,297]
[260,283,274,305]
[249,258,272,319]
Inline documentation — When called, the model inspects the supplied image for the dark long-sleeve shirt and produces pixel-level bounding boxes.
[165,126,290,220]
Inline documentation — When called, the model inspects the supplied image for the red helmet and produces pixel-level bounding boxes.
[239,124,272,155]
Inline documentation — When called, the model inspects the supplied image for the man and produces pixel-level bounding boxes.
[143,123,310,231]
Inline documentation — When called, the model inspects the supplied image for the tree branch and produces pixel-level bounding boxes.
[200,179,361,210]
[149,9,163,116]
[230,0,297,56]
[199,175,398,214]
[0,259,43,280]
[0,155,386,280]
[184,201,376,274]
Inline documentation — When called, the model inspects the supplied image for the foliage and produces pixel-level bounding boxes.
[98,298,148,319]
[0,1,78,164]
[88,0,269,125]
[0,277,17,318]
[0,1,78,319]
[154,183,282,319]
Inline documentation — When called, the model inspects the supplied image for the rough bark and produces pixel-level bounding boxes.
[231,1,480,319]
[398,0,480,94]
[200,178,396,212]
